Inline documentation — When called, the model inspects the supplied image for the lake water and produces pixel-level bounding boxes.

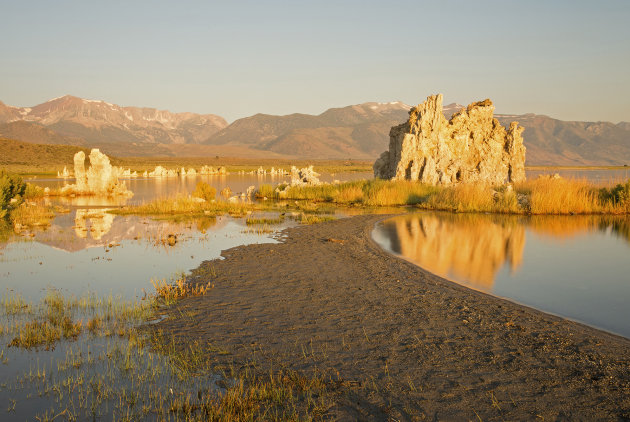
[372,212,630,338]
[28,171,374,206]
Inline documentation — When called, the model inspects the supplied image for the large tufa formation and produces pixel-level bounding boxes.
[62,149,132,196]
[373,94,525,185]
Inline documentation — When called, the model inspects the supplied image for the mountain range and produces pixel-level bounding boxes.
[1,95,629,166]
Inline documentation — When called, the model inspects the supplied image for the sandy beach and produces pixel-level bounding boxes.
[157,214,630,420]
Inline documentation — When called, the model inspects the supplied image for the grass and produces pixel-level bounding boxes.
[245,215,285,225]
[110,195,259,218]
[268,177,630,215]
[0,278,339,420]
[9,202,55,230]
[191,181,216,202]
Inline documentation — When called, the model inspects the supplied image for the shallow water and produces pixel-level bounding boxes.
[0,195,301,419]
[373,212,630,338]
[0,212,299,302]
[28,171,373,206]
[526,168,630,184]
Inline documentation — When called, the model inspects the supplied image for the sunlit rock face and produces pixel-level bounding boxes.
[374,94,526,185]
[63,149,132,196]
[382,214,525,289]
[289,165,321,186]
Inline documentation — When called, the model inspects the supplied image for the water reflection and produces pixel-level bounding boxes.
[377,213,526,288]
[373,212,630,337]
[74,209,115,239]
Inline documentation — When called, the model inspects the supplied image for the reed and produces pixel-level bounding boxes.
[518,177,601,214]
[10,202,55,228]
[424,183,521,213]
[362,179,438,206]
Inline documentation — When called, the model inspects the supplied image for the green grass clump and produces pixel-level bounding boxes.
[256,183,276,199]
[599,180,630,213]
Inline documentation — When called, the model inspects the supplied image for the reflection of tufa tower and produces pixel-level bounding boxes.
[389,214,525,289]
[74,209,115,240]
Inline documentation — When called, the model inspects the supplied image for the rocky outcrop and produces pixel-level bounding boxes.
[290,165,321,186]
[62,149,132,196]
[374,94,526,185]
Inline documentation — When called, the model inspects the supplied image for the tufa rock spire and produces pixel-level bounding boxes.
[373,94,525,185]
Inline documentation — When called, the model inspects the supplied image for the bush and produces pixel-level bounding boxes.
[600,180,630,210]
[0,170,26,211]
[191,181,216,202]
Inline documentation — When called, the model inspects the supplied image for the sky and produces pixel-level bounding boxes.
[1,0,629,123]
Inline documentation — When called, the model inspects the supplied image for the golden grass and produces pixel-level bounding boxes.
[10,202,55,228]
[518,178,601,214]
[424,183,521,213]
[110,195,255,217]
[256,183,276,199]
[246,215,284,225]
[151,277,213,305]
[191,181,216,201]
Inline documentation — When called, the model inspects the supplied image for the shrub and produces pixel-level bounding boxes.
[599,179,630,212]
[191,181,216,202]
[0,170,26,211]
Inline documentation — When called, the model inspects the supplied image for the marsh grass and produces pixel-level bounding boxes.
[0,280,337,420]
[245,215,284,225]
[256,183,276,199]
[111,195,257,218]
[151,277,213,306]
[10,202,55,229]
[271,177,630,215]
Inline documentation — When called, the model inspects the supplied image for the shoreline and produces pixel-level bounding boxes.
[148,215,630,418]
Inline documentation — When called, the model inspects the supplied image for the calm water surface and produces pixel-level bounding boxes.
[373,212,630,338]
[28,171,373,206]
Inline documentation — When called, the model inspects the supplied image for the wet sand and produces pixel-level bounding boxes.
[158,214,630,420]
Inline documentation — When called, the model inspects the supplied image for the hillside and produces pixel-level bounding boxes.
[206,102,630,165]
[0,120,86,146]
[206,102,415,159]
[1,96,629,165]
[0,96,227,147]
[0,138,89,173]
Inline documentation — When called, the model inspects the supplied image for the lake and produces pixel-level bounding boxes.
[373,212,630,338]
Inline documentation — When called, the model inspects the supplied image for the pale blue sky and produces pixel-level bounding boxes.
[1,0,629,123]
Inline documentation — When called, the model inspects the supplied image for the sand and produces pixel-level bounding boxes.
[157,214,630,420]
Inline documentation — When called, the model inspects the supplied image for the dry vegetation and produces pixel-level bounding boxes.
[275,177,630,215]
